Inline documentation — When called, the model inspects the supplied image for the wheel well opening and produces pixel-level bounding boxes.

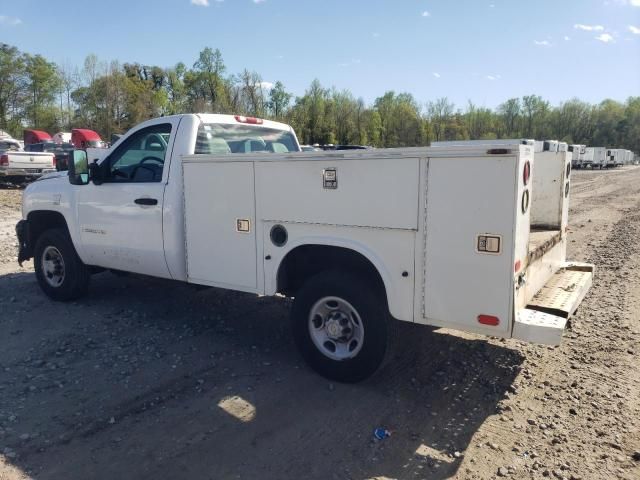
[277,245,387,300]
[26,211,69,257]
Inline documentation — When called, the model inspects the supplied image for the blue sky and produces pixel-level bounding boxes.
[1,0,639,108]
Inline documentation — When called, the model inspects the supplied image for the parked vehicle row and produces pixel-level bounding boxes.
[569,144,636,169]
[0,128,107,184]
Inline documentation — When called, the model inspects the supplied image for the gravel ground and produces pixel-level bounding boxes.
[0,168,638,480]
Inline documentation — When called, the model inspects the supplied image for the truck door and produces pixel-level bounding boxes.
[76,120,179,278]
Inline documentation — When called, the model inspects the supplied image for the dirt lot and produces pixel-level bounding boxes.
[0,168,639,480]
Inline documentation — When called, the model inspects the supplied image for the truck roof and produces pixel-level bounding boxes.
[195,113,295,133]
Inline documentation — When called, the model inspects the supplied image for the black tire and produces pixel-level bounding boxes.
[291,270,390,383]
[34,228,90,301]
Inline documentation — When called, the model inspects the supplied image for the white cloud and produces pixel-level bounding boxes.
[422,11,430,17]
[432,72,441,78]
[191,0,209,6]
[574,24,604,31]
[606,0,640,5]
[255,81,274,90]
[253,0,266,3]
[486,74,501,80]
[595,33,615,42]
[534,40,552,46]
[564,35,571,40]
[629,25,640,34]
[0,15,22,25]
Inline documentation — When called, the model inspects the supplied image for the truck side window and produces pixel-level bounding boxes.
[104,123,172,183]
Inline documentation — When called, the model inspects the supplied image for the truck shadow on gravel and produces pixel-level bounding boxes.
[0,181,27,190]
[0,270,524,480]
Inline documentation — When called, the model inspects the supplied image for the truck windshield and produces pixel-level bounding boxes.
[195,123,299,155]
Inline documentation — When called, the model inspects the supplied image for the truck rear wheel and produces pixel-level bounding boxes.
[34,228,90,301]
[291,270,389,383]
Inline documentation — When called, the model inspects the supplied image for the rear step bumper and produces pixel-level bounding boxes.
[513,262,594,345]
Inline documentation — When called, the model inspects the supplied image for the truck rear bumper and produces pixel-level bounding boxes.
[513,262,594,345]
[0,168,54,178]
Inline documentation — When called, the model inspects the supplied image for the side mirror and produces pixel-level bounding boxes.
[68,150,89,185]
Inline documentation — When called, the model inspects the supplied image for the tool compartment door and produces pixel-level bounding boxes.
[420,155,517,335]
[183,160,257,291]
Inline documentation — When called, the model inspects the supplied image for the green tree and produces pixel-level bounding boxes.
[0,44,27,132]
[24,54,61,129]
[191,47,229,112]
[426,97,454,142]
[268,81,292,119]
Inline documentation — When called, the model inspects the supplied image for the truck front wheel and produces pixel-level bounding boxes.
[291,270,389,383]
[34,228,90,301]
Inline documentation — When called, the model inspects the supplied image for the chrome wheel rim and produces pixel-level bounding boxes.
[42,246,65,288]
[308,296,365,361]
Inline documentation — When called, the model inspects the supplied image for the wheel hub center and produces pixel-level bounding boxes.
[325,312,352,340]
[325,318,343,338]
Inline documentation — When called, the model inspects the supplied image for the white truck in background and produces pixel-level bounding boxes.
[16,115,593,382]
[0,139,56,183]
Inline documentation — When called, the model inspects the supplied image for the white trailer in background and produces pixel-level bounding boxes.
[584,147,606,169]
[52,132,72,145]
[543,140,560,152]
[569,145,586,169]
[624,150,635,165]
[606,149,624,168]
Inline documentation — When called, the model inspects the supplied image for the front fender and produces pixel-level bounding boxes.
[21,177,86,263]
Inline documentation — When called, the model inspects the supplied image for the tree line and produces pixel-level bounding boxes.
[1,43,638,153]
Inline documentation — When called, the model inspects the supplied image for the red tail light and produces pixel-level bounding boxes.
[478,315,500,326]
[523,161,531,185]
[234,115,263,125]
[0,154,8,166]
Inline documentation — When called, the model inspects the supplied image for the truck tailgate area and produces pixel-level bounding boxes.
[528,229,562,263]
[513,263,593,345]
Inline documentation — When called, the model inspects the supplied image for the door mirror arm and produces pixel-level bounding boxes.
[89,160,105,185]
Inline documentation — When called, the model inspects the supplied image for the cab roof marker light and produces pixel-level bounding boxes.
[234,115,264,125]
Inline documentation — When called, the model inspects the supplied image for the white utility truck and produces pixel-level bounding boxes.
[16,114,593,382]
